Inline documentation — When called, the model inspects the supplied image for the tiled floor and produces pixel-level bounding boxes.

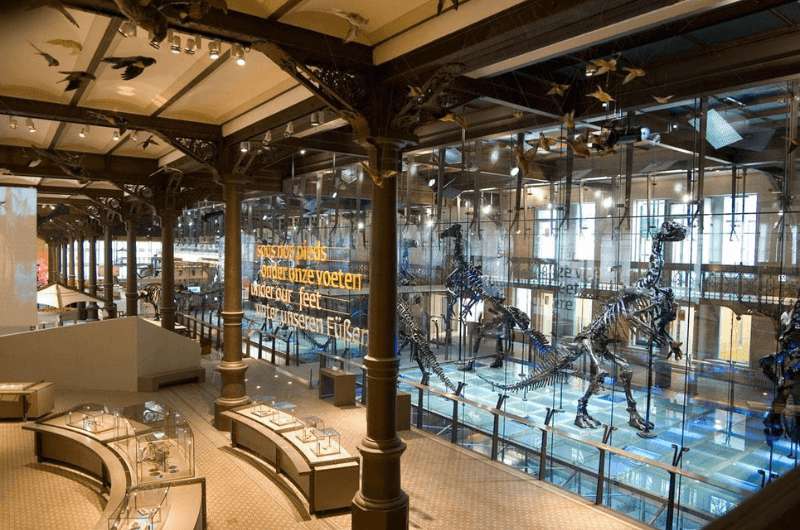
[1,356,644,530]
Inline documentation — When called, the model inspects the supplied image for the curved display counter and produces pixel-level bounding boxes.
[223,403,359,514]
[24,404,206,530]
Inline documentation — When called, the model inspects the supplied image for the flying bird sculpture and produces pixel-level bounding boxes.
[141,135,159,150]
[589,57,617,75]
[547,83,570,97]
[622,66,646,85]
[102,56,156,80]
[30,43,59,67]
[359,161,397,188]
[438,112,468,129]
[47,38,82,55]
[652,95,674,104]
[587,86,614,104]
[58,71,95,92]
[437,0,460,15]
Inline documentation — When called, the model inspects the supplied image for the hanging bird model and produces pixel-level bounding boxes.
[141,135,159,150]
[102,56,157,80]
[547,83,570,97]
[47,38,82,55]
[589,58,617,75]
[30,43,59,67]
[587,86,614,104]
[87,111,129,135]
[528,132,558,153]
[562,110,575,130]
[437,0,460,15]
[438,112,468,129]
[58,71,95,92]
[26,1,79,28]
[567,135,592,158]
[359,161,397,188]
[622,66,646,85]
[513,144,539,178]
[652,95,674,104]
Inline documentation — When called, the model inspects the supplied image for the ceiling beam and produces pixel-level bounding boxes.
[0,96,221,140]
[224,96,325,146]
[63,0,372,69]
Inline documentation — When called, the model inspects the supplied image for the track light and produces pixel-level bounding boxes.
[284,122,294,138]
[481,203,492,214]
[299,149,306,155]
[8,117,17,130]
[169,31,181,54]
[112,130,120,141]
[184,37,198,55]
[119,20,137,38]
[310,112,320,127]
[130,130,138,142]
[240,141,249,153]
[208,40,221,60]
[428,178,436,187]
[602,196,613,209]
[332,191,338,199]
[26,118,36,133]
[510,166,519,176]
[357,221,365,230]
[233,43,246,66]
[79,127,87,138]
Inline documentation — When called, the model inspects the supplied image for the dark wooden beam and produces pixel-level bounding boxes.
[34,185,124,198]
[0,96,220,140]
[63,0,372,69]
[278,132,367,158]
[0,145,158,183]
[268,0,304,21]
[378,0,677,82]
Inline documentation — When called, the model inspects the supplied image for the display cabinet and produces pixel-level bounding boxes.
[67,403,119,434]
[269,401,296,427]
[297,416,324,443]
[249,395,276,418]
[312,428,341,457]
[108,486,170,530]
[114,408,195,485]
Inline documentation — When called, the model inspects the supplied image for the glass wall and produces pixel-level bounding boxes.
[177,79,799,528]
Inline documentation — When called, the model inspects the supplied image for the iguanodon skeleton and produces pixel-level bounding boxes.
[479,220,687,431]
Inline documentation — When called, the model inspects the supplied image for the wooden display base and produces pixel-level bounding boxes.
[318,368,356,406]
[0,382,54,420]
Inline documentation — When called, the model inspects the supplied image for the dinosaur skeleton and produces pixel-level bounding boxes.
[398,300,458,391]
[138,283,162,320]
[479,221,686,432]
[760,292,800,443]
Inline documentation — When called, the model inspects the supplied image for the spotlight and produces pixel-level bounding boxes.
[169,31,181,54]
[184,37,198,55]
[262,215,267,220]
[428,178,436,187]
[310,112,320,127]
[262,130,272,147]
[299,149,306,155]
[490,146,499,164]
[233,43,246,66]
[594,189,602,199]
[130,130,138,142]
[26,118,36,133]
[510,166,519,176]
[332,191,338,199]
[602,196,613,209]
[79,127,87,138]
[112,130,120,141]
[208,40,221,60]
[8,117,17,130]
[240,141,249,153]
[119,20,137,38]
[682,193,691,203]
[357,221,365,230]
[481,203,492,214]
[674,182,683,193]
[284,122,294,138]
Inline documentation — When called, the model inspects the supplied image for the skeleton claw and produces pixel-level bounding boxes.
[575,411,602,429]
[668,341,683,361]
[627,408,654,431]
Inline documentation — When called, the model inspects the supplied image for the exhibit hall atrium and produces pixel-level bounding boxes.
[2,1,800,529]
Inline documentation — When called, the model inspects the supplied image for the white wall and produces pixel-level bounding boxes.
[0,187,37,334]
[0,317,200,392]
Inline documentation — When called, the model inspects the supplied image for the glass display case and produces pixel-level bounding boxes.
[67,403,119,434]
[250,395,276,418]
[297,416,324,443]
[312,428,341,457]
[108,486,170,530]
[114,407,195,485]
[269,401,296,427]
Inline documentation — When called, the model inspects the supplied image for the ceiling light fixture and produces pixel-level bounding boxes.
[26,118,36,133]
[112,129,120,141]
[299,149,306,155]
[79,127,87,138]
[169,31,181,54]
[130,130,138,142]
[8,117,17,130]
[284,122,294,138]
[510,166,519,176]
[357,221,365,230]
[119,20,137,38]
[428,177,436,187]
[184,37,198,55]
[310,112,320,127]
[208,40,221,60]
[332,191,338,199]
[233,43,246,66]
[240,141,249,153]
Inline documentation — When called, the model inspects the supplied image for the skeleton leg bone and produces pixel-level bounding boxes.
[612,352,653,431]
[575,342,603,429]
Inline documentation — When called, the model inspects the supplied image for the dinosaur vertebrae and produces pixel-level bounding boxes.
[477,344,578,391]
[398,301,458,392]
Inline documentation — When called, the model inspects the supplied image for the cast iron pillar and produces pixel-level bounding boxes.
[68,238,76,288]
[77,233,86,319]
[47,244,55,284]
[104,224,117,318]
[125,219,138,317]
[160,206,176,331]
[87,233,98,320]
[352,140,409,530]
[61,242,67,285]
[214,175,249,430]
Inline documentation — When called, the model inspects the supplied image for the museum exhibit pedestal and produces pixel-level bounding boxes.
[224,404,359,514]
[396,392,411,431]
[318,368,356,406]
[0,382,54,419]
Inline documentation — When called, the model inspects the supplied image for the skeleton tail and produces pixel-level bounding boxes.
[398,301,459,392]
[476,344,580,392]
